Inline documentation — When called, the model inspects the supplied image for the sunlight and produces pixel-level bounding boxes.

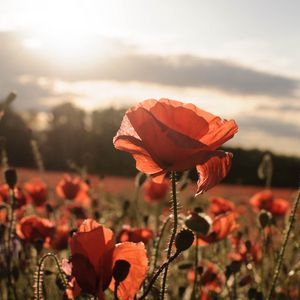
[20,0,104,64]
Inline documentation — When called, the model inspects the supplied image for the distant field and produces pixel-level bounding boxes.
[9,168,297,202]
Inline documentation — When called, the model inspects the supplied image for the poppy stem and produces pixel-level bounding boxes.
[161,172,178,300]
[6,188,15,294]
[266,189,300,300]
[35,253,68,300]
[139,250,180,300]
[192,234,199,299]
[114,281,120,300]
[151,216,171,276]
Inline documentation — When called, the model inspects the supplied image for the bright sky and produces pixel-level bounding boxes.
[0,0,300,156]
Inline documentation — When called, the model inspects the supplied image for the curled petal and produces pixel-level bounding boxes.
[109,242,148,300]
[196,151,233,195]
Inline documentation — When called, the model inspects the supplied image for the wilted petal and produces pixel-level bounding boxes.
[196,151,233,195]
[109,242,148,300]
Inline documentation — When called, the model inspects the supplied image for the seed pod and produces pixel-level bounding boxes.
[175,229,194,252]
[4,168,17,189]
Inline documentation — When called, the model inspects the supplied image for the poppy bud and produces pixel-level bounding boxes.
[4,168,17,189]
[135,172,148,188]
[245,240,252,252]
[185,212,212,235]
[229,260,242,274]
[112,259,131,282]
[258,210,272,228]
[175,229,194,252]
[239,275,252,287]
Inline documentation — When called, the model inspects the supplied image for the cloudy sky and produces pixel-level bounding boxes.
[1,0,300,156]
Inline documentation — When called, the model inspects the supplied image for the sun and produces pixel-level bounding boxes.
[21,0,102,65]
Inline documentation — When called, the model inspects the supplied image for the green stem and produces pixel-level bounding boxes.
[114,281,120,300]
[161,172,178,300]
[140,251,180,300]
[192,234,199,299]
[266,190,300,300]
[151,216,171,276]
[35,253,68,300]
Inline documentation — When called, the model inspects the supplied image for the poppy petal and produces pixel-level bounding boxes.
[196,151,232,195]
[71,254,98,295]
[109,242,148,300]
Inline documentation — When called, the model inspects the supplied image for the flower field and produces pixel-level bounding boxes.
[0,99,299,300]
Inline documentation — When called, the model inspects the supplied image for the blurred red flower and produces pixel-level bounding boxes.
[0,184,28,209]
[228,236,262,264]
[51,224,69,251]
[113,98,238,195]
[249,190,289,216]
[188,260,225,297]
[17,215,55,244]
[143,177,170,203]
[69,219,148,300]
[117,225,154,245]
[24,179,48,207]
[209,196,236,216]
[56,175,90,207]
[197,212,239,246]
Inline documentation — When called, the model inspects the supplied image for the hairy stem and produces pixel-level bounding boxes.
[161,172,178,300]
[35,253,68,300]
[140,251,180,300]
[267,189,300,300]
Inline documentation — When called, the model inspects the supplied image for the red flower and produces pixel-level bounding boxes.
[228,236,262,263]
[188,261,225,296]
[209,196,236,216]
[197,212,238,246]
[117,225,154,245]
[249,190,289,216]
[0,184,28,209]
[69,219,148,300]
[143,177,170,203]
[17,215,55,244]
[51,225,69,251]
[56,175,90,207]
[24,179,48,207]
[113,99,238,195]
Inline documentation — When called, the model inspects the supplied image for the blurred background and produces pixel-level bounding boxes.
[0,0,299,187]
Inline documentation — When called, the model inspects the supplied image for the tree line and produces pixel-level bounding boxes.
[0,100,299,188]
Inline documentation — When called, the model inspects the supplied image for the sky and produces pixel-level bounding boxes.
[0,0,300,156]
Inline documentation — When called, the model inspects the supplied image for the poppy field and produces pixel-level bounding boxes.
[0,99,299,300]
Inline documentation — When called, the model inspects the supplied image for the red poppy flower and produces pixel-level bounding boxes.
[143,177,170,203]
[0,184,28,209]
[228,236,262,263]
[117,225,154,245]
[56,175,90,207]
[209,196,236,216]
[24,179,48,207]
[17,215,55,244]
[69,219,148,300]
[51,225,69,251]
[113,99,238,195]
[249,190,289,216]
[197,212,238,246]
[188,260,225,296]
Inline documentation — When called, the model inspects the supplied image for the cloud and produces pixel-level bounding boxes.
[0,31,299,101]
[236,115,300,139]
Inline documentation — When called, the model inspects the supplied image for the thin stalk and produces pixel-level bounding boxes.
[35,253,68,300]
[266,189,300,300]
[114,281,120,300]
[151,216,171,276]
[140,251,180,300]
[192,234,199,299]
[161,172,178,300]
